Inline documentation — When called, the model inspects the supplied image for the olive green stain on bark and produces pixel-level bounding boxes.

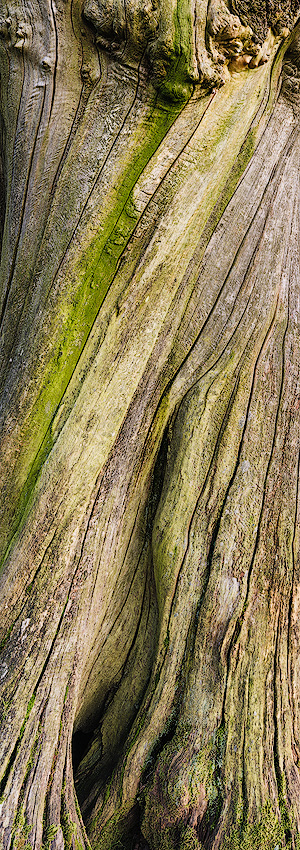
[0,694,36,794]
[41,825,59,850]
[0,66,258,567]
[223,801,300,850]
[61,791,85,850]
[151,0,197,101]
[89,801,141,850]
[0,96,185,570]
[90,726,225,849]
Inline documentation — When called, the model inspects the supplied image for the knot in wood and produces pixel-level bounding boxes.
[0,17,11,42]
[0,14,31,50]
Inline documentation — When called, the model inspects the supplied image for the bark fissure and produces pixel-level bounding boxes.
[219,284,289,724]
[4,62,141,364]
[287,447,300,768]
[49,0,58,118]
[273,614,292,845]
[0,83,46,327]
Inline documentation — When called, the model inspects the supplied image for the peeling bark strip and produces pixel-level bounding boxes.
[1,0,300,847]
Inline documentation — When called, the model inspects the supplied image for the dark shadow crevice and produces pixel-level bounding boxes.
[71,425,170,821]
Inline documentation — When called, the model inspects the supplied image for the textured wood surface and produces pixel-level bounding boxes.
[0,1,300,848]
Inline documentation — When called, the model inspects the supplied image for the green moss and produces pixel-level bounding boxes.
[10,811,32,850]
[223,801,299,850]
[0,95,185,570]
[9,723,41,849]
[0,693,36,780]
[41,825,59,850]
[0,620,14,655]
[91,801,138,850]
[60,783,84,850]
[179,826,203,850]
[151,823,205,850]
[139,725,226,850]
[0,44,283,572]
[21,694,36,734]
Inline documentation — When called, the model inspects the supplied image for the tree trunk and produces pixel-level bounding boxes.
[1,0,300,847]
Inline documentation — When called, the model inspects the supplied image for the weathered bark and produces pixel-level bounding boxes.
[1,0,300,847]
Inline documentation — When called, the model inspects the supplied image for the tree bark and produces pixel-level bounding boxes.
[1,0,300,848]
